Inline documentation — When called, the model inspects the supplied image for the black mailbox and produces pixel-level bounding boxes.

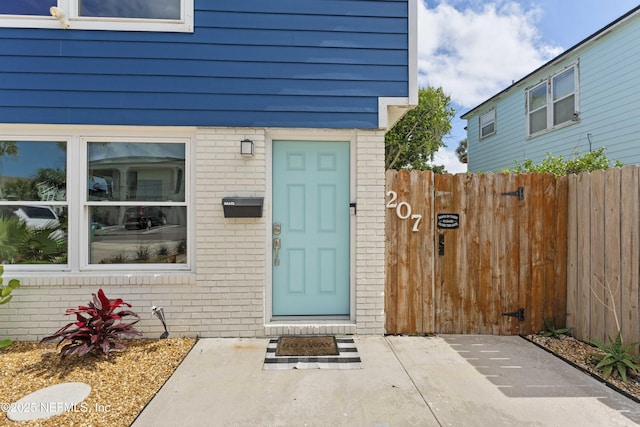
[222,197,264,218]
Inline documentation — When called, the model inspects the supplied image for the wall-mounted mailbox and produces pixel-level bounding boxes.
[222,197,264,218]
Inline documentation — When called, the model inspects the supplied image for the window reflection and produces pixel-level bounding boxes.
[0,1,51,16]
[79,0,181,19]
[87,141,186,266]
[0,141,67,265]
[88,142,185,202]
[0,141,67,202]
[89,206,186,265]
[0,205,67,264]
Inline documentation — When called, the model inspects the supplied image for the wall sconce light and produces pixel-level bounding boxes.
[240,139,254,157]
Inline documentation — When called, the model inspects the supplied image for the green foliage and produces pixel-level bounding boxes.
[503,148,623,177]
[3,168,65,200]
[590,332,640,384]
[0,141,18,157]
[539,317,571,338]
[455,138,467,164]
[0,266,20,305]
[0,217,66,264]
[385,86,455,171]
[0,265,21,349]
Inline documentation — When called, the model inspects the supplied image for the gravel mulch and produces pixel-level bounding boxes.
[525,334,640,403]
[0,338,196,427]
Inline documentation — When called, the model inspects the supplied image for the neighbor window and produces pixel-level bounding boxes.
[479,109,496,139]
[0,134,190,271]
[526,63,579,137]
[0,0,193,32]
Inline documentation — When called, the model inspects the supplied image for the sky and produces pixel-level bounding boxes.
[419,0,640,173]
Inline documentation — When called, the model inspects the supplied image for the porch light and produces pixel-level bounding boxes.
[240,139,255,157]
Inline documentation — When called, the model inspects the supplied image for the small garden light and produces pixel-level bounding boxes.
[151,306,169,339]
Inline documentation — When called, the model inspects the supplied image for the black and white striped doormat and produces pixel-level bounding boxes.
[263,337,362,370]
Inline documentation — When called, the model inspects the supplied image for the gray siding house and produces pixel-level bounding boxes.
[462,6,640,172]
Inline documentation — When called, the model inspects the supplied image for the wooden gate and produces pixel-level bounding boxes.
[385,170,568,335]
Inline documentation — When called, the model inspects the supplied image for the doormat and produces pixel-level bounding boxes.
[263,337,362,370]
[276,335,339,356]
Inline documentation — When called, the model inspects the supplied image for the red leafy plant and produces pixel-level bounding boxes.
[42,289,141,357]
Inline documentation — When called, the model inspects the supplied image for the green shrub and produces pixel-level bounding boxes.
[41,289,141,358]
[0,265,21,349]
[590,332,640,384]
[539,317,571,338]
[503,148,623,177]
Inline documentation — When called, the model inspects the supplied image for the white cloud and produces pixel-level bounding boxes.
[418,0,564,108]
[417,1,565,173]
[433,145,467,174]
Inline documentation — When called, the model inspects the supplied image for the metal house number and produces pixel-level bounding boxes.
[386,191,422,232]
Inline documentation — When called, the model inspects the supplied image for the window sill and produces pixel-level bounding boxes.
[7,271,197,286]
[0,16,193,33]
[526,119,580,140]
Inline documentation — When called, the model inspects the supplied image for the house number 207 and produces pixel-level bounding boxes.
[386,191,422,232]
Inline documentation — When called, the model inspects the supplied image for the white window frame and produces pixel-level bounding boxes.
[479,108,496,139]
[0,0,194,33]
[0,128,193,273]
[81,136,191,272]
[0,136,70,272]
[526,62,580,138]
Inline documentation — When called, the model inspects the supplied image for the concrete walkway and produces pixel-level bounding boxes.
[131,335,640,427]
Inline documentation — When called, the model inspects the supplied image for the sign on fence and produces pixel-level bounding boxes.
[436,213,459,229]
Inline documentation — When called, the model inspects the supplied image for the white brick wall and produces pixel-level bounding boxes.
[0,127,386,341]
[354,131,387,335]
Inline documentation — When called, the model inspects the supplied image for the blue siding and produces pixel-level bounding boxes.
[0,0,410,128]
[466,10,640,172]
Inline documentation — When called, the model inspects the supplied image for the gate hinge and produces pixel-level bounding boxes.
[501,308,525,321]
[501,186,524,200]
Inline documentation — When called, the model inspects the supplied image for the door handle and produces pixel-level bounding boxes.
[273,237,281,266]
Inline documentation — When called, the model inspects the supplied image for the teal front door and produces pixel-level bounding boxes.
[272,140,350,316]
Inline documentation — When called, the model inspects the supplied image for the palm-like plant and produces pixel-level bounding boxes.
[0,216,66,264]
[590,332,640,384]
[540,317,571,338]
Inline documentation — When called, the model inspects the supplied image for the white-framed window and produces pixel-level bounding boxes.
[0,132,191,272]
[479,108,496,139]
[0,0,194,33]
[0,139,68,269]
[526,63,579,137]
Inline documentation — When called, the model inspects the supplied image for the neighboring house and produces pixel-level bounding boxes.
[462,5,640,172]
[0,1,418,339]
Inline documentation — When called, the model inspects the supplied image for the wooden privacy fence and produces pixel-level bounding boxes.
[566,166,640,349]
[385,170,568,335]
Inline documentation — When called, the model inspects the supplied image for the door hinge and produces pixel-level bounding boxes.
[501,308,525,321]
[501,186,524,200]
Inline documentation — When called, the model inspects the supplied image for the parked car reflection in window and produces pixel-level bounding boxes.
[124,206,166,230]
